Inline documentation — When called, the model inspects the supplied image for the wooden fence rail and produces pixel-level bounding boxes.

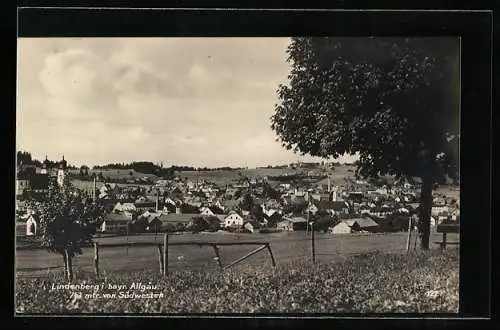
[25,235,277,276]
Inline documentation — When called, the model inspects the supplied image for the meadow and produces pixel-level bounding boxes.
[68,168,159,180]
[15,248,459,314]
[71,179,151,192]
[16,231,457,278]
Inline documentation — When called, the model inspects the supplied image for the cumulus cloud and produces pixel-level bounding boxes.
[17,38,356,168]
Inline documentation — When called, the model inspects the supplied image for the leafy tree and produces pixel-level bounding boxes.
[251,204,265,222]
[188,217,208,233]
[17,151,32,166]
[263,183,281,200]
[233,189,243,200]
[271,37,459,249]
[239,193,254,211]
[204,216,221,232]
[25,180,105,281]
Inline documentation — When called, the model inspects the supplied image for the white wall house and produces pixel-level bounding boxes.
[200,207,215,216]
[113,202,137,213]
[26,214,38,236]
[329,221,352,234]
[224,212,244,228]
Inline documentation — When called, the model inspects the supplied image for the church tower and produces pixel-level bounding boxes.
[57,155,68,187]
[41,155,49,174]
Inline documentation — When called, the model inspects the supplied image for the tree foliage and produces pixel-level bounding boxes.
[239,193,254,211]
[25,180,106,280]
[272,37,458,181]
[271,37,459,249]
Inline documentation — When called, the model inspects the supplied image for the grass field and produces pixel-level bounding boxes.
[16,249,459,313]
[68,168,160,180]
[71,179,152,192]
[16,231,458,278]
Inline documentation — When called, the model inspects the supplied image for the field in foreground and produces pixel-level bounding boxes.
[16,232,457,277]
[16,250,458,314]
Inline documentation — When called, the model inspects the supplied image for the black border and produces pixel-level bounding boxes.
[8,4,495,330]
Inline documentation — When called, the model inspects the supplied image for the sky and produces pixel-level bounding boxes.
[17,38,358,168]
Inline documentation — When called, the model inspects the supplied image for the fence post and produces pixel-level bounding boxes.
[211,244,223,270]
[266,243,276,268]
[157,244,163,275]
[311,222,316,263]
[126,225,129,256]
[442,232,447,250]
[406,217,412,252]
[163,234,168,276]
[93,242,99,276]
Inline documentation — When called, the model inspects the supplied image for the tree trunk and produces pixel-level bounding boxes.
[419,171,433,250]
[64,249,74,281]
[62,251,68,276]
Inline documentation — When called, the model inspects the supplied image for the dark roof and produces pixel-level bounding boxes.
[315,200,349,210]
[344,217,379,228]
[105,213,132,222]
[282,216,307,223]
[158,213,199,223]
[134,201,157,208]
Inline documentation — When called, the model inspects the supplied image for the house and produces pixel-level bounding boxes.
[347,192,364,203]
[100,183,120,196]
[277,216,308,231]
[200,206,221,216]
[243,222,255,233]
[225,188,239,199]
[155,179,169,186]
[113,202,137,213]
[329,217,379,234]
[16,178,31,197]
[263,208,280,218]
[164,198,177,207]
[16,200,27,214]
[310,193,331,202]
[135,196,148,203]
[307,202,319,215]
[146,215,163,232]
[433,197,446,206]
[26,213,38,236]
[157,213,200,227]
[214,200,226,211]
[16,221,27,237]
[224,212,245,228]
[134,201,158,212]
[100,213,132,233]
[396,207,410,214]
[315,200,350,215]
[432,206,449,217]
[263,199,281,211]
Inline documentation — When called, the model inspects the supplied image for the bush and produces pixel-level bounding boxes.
[16,250,458,314]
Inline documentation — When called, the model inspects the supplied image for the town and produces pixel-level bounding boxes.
[15,153,460,238]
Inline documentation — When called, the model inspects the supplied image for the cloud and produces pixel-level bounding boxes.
[17,37,355,168]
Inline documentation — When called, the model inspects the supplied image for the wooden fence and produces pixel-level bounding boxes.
[19,234,277,276]
[94,235,276,276]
